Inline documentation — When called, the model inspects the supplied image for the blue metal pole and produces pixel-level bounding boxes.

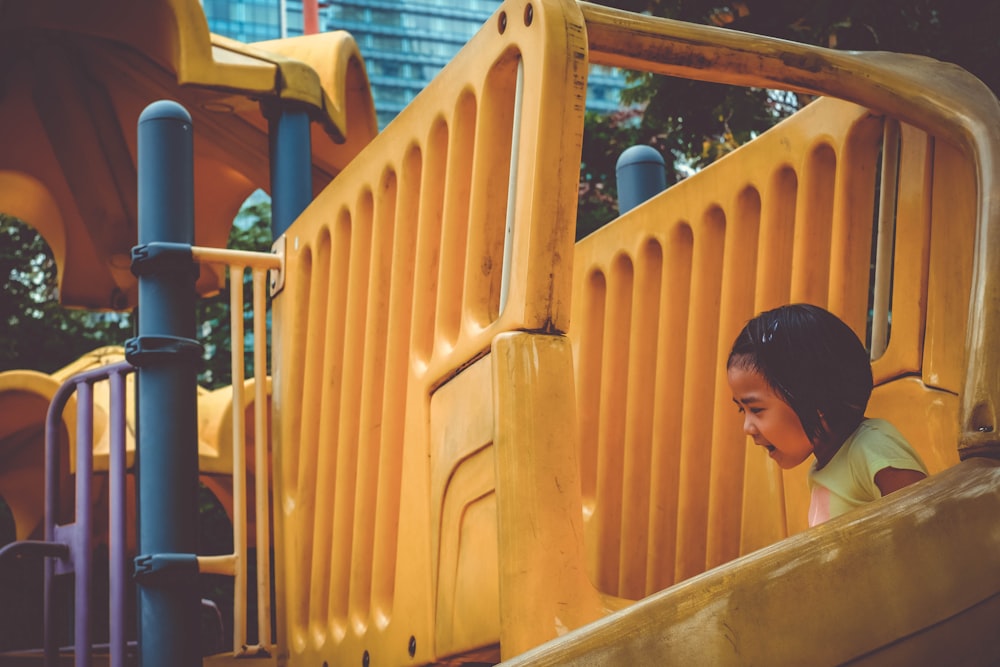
[616,144,667,215]
[268,108,312,237]
[131,100,201,667]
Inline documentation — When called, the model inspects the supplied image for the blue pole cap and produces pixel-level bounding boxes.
[139,100,192,126]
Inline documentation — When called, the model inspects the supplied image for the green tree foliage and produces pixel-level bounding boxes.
[1,199,273,388]
[579,0,1000,234]
[0,214,133,374]
[197,197,274,390]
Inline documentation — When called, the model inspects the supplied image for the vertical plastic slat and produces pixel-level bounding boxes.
[229,263,248,652]
[253,268,273,646]
[871,119,901,359]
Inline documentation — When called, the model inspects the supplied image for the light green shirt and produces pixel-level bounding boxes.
[807,418,927,526]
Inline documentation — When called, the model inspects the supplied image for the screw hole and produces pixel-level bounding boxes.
[969,401,995,434]
[524,3,533,26]
[363,650,370,667]
[408,636,416,657]
[498,11,507,34]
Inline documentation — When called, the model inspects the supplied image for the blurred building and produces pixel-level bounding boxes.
[201,0,305,41]
[201,0,627,128]
[324,0,627,128]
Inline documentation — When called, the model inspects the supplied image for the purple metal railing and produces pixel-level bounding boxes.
[43,360,135,667]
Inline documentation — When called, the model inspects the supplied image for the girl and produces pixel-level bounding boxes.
[727,303,928,526]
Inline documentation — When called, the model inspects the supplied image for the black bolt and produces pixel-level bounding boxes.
[408,636,417,657]
[363,650,370,667]
[498,11,508,34]
[524,3,534,26]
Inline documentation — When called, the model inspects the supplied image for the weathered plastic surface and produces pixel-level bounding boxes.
[271,0,588,662]
[270,0,999,663]
[2,0,998,663]
[570,96,973,599]
[502,458,1000,666]
[275,2,996,664]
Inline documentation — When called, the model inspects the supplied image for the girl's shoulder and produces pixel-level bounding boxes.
[845,418,927,474]
[852,418,908,445]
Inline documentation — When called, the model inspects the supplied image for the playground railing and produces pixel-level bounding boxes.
[0,360,134,667]
[570,95,975,599]
[270,0,588,663]
[190,246,282,658]
[266,0,1000,663]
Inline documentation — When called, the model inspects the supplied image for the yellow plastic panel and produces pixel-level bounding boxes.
[270,0,588,663]
[262,2,1000,663]
[570,47,994,599]
[924,139,976,393]
[571,97,883,597]
[500,458,1000,666]
[0,369,69,542]
[870,123,933,380]
[429,355,499,657]
[492,332,608,659]
[579,0,1000,459]
[868,378,960,474]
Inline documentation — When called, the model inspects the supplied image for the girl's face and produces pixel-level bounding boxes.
[727,363,814,469]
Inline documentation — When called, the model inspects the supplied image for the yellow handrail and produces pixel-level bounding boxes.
[191,245,280,656]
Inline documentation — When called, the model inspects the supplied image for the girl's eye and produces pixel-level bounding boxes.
[750,407,763,415]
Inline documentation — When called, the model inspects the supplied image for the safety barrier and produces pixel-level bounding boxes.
[270,0,587,662]
[0,360,134,667]
[0,245,278,665]
[570,96,973,600]
[267,0,1000,663]
[190,246,281,657]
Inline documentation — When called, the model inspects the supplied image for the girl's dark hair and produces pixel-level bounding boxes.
[727,303,873,463]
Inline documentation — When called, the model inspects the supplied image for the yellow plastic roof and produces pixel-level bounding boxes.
[0,0,377,309]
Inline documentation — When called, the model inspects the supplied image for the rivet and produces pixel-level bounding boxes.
[498,11,507,34]
[408,636,416,657]
[524,3,533,26]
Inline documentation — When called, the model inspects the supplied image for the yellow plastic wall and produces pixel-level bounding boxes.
[266,0,999,663]
[570,95,974,601]
[270,0,585,663]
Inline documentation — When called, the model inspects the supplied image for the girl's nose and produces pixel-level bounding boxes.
[743,413,757,435]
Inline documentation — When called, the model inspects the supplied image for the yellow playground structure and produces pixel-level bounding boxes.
[0,0,999,665]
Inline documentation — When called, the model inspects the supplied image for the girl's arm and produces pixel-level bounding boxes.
[874,467,927,496]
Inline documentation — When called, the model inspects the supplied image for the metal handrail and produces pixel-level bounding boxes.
[43,360,135,667]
